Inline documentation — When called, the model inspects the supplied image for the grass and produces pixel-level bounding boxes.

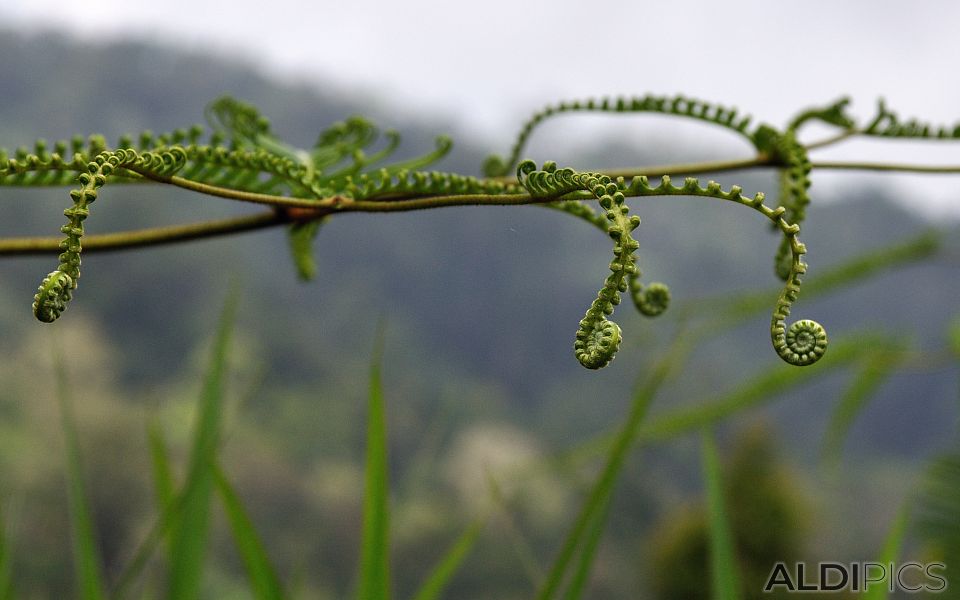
[702,431,742,600]
[16,249,938,598]
[357,325,391,600]
[54,346,107,600]
[535,335,689,600]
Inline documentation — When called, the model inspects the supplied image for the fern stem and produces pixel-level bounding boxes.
[0,212,282,254]
[812,160,960,173]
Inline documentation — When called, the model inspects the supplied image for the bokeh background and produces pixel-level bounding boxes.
[0,2,958,598]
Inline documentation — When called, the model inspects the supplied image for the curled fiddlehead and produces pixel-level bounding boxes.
[616,174,827,366]
[544,194,670,318]
[33,147,188,322]
[485,94,756,177]
[631,279,670,316]
[518,160,643,369]
[12,94,828,368]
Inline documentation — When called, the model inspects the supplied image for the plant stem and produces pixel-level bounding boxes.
[805,129,859,150]
[6,145,960,256]
[0,212,282,254]
[812,160,960,174]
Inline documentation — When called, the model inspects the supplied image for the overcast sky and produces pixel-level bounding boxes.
[5,0,960,218]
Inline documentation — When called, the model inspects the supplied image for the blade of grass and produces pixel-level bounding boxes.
[702,431,742,600]
[641,335,878,442]
[147,421,177,569]
[110,488,190,600]
[560,492,612,600]
[820,346,906,465]
[864,504,910,600]
[485,472,544,589]
[409,520,484,600]
[147,421,176,510]
[683,231,939,326]
[917,452,960,596]
[167,290,238,600]
[535,335,689,600]
[213,463,286,600]
[0,503,13,600]
[358,324,391,600]
[518,332,885,530]
[54,348,107,600]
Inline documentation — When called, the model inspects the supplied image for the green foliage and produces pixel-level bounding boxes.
[864,98,960,139]
[4,91,960,371]
[54,349,107,600]
[358,328,391,600]
[536,337,685,600]
[0,505,11,600]
[482,94,757,178]
[213,464,286,600]
[167,289,237,600]
[650,427,805,600]
[5,68,956,598]
[410,521,484,600]
[702,431,742,600]
[917,450,960,598]
[864,505,910,600]
[0,93,857,370]
[287,218,326,281]
[821,345,908,464]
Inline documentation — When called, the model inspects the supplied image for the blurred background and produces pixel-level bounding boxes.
[0,2,958,598]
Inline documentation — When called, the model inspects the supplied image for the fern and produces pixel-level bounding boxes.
[7,92,960,368]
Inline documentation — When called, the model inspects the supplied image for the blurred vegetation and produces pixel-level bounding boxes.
[0,30,958,599]
[650,425,805,600]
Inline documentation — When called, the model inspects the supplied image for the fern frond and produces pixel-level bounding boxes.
[865,98,960,139]
[33,147,189,322]
[485,94,756,177]
[518,160,642,369]
[617,174,827,366]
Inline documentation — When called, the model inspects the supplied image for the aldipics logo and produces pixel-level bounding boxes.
[763,562,947,594]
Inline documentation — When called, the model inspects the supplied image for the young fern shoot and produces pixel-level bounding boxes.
[10,92,917,370]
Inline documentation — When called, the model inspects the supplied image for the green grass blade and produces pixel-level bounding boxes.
[560,494,612,600]
[485,473,544,588]
[917,452,960,596]
[0,503,13,600]
[213,463,286,600]
[864,504,910,600]
[542,334,883,506]
[358,326,391,600]
[641,335,877,442]
[54,349,107,600]
[949,315,960,360]
[110,490,189,599]
[147,421,177,569]
[686,231,939,326]
[536,337,687,600]
[167,291,238,600]
[148,421,176,510]
[702,431,742,600]
[821,346,906,464]
[410,520,484,600]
